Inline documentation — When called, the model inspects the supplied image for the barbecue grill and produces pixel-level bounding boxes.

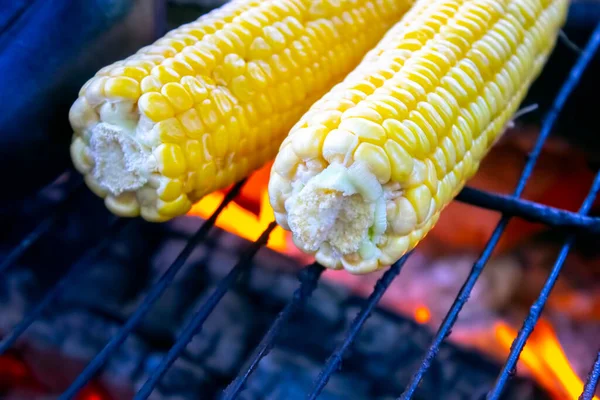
[1,4,600,400]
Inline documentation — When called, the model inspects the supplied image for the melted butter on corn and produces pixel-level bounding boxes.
[70,0,412,221]
[269,0,569,274]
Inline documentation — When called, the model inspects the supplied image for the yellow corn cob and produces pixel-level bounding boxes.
[269,0,568,274]
[69,0,412,222]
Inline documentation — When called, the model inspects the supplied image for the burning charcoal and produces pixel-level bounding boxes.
[184,289,255,376]
[140,355,209,400]
[240,349,369,400]
[0,269,36,332]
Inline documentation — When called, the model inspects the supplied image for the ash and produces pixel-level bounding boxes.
[0,179,547,400]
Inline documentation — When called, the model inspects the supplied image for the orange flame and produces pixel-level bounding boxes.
[187,163,288,252]
[495,319,598,400]
[188,189,287,252]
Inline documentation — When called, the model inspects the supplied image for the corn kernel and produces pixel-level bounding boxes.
[184,140,205,170]
[322,129,359,164]
[141,75,162,93]
[161,82,194,113]
[339,118,387,145]
[153,118,187,144]
[151,65,180,84]
[158,178,183,201]
[158,194,192,217]
[139,92,175,121]
[291,125,328,160]
[353,142,392,184]
[384,139,414,183]
[154,143,187,178]
[177,108,205,139]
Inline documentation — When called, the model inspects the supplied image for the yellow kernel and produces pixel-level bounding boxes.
[151,65,180,84]
[162,58,195,76]
[222,54,247,82]
[161,82,194,113]
[213,124,229,158]
[380,236,410,265]
[246,62,269,90]
[158,178,183,202]
[154,143,187,178]
[176,50,207,73]
[389,197,418,235]
[231,75,255,102]
[197,99,220,130]
[196,162,217,193]
[383,119,418,158]
[177,108,205,139]
[184,139,205,169]
[249,37,272,59]
[139,92,175,122]
[322,129,359,164]
[110,66,147,81]
[273,144,300,178]
[213,88,235,117]
[423,158,439,194]
[270,54,291,81]
[84,76,108,106]
[180,76,209,103]
[291,125,328,160]
[410,110,438,148]
[309,110,342,129]
[153,117,187,144]
[141,75,162,93]
[341,107,383,124]
[384,139,414,183]
[353,142,392,184]
[255,93,274,115]
[276,82,294,109]
[263,26,287,52]
[430,147,448,178]
[339,118,386,145]
[158,194,192,218]
[405,185,433,224]
[440,136,457,170]
[403,120,432,157]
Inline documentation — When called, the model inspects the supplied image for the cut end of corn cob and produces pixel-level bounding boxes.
[269,0,569,274]
[69,0,412,222]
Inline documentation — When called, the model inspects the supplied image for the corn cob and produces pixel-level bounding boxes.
[69,0,412,222]
[269,0,568,274]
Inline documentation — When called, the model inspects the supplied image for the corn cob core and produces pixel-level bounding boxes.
[69,0,411,222]
[269,0,568,274]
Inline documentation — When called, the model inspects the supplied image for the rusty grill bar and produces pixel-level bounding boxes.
[1,19,600,400]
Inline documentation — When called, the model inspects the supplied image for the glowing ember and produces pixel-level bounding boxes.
[414,305,431,324]
[495,319,598,400]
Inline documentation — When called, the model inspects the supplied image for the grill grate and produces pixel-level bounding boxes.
[1,20,600,400]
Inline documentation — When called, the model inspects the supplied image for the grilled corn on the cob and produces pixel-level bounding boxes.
[269,0,568,274]
[70,0,412,221]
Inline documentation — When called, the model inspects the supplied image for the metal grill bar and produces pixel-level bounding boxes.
[135,222,277,400]
[58,180,246,400]
[307,253,412,400]
[399,21,600,400]
[0,217,126,356]
[456,187,600,232]
[223,263,325,400]
[0,181,84,275]
[582,351,600,400]
[489,171,600,399]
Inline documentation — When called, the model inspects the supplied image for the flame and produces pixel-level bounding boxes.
[187,163,288,252]
[414,305,431,324]
[495,319,598,400]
